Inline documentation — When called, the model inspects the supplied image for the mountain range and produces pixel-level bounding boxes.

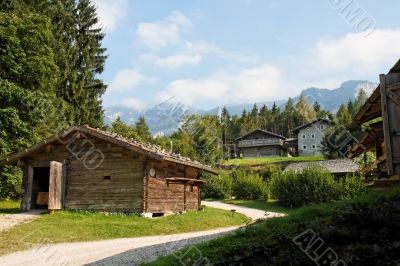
[104,80,377,136]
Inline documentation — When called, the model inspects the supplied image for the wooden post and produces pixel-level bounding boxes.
[183,183,187,211]
[198,186,201,210]
[21,161,33,211]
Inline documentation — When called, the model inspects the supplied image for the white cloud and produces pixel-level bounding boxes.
[184,41,258,64]
[121,97,146,111]
[140,54,202,69]
[108,68,156,92]
[313,29,400,75]
[93,0,127,32]
[136,11,192,50]
[158,64,289,105]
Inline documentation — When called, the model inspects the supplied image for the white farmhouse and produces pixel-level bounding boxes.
[293,118,332,156]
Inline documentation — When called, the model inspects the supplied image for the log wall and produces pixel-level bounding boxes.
[66,138,144,212]
[145,159,201,213]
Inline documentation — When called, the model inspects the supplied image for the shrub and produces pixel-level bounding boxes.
[270,167,366,207]
[232,170,269,200]
[257,164,282,182]
[0,166,22,200]
[201,171,232,199]
[270,167,338,207]
[337,173,366,200]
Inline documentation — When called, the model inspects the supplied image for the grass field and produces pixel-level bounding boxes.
[221,156,325,166]
[146,188,400,265]
[222,199,298,215]
[0,206,248,256]
[0,200,21,215]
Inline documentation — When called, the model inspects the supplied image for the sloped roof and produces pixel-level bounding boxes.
[0,125,217,174]
[353,58,400,125]
[235,129,287,141]
[283,159,359,174]
[292,118,332,133]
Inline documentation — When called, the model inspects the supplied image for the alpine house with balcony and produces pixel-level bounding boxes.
[235,129,295,158]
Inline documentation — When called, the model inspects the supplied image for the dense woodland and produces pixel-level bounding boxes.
[0,0,369,199]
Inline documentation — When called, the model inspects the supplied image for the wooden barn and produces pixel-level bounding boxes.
[235,129,293,158]
[0,126,217,215]
[347,59,400,187]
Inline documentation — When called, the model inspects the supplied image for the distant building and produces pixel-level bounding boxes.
[235,129,293,158]
[283,159,359,177]
[293,118,332,156]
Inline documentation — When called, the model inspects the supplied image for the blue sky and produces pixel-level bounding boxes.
[94,0,400,110]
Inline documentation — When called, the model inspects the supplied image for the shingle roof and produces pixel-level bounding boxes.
[235,129,287,141]
[0,125,217,174]
[283,159,359,174]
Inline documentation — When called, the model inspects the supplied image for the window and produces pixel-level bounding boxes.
[312,144,316,149]
[303,145,307,150]
[302,134,306,139]
[320,125,324,130]
[104,176,111,180]
[311,134,315,139]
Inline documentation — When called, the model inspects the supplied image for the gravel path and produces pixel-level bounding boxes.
[0,210,43,232]
[201,201,286,220]
[0,226,240,266]
[0,202,285,265]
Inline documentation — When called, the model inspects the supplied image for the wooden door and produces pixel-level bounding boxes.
[48,161,63,210]
[380,73,400,177]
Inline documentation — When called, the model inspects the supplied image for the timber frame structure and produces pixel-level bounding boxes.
[348,59,400,187]
[0,125,217,214]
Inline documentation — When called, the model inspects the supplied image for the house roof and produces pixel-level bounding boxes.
[0,125,218,174]
[348,120,384,158]
[353,58,400,125]
[235,129,287,141]
[283,159,359,174]
[292,118,332,133]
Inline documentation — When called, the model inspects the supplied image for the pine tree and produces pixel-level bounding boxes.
[270,102,280,133]
[283,98,296,137]
[336,104,352,128]
[135,117,152,143]
[64,0,107,127]
[250,104,259,130]
[296,93,317,122]
[110,117,140,140]
[259,105,270,130]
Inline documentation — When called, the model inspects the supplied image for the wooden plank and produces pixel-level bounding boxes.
[380,74,394,175]
[381,73,400,176]
[48,161,63,210]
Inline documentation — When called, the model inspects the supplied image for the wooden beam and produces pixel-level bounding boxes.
[380,74,394,175]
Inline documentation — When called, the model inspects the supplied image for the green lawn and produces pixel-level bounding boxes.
[222,156,325,166]
[222,199,298,215]
[0,206,249,256]
[0,199,21,215]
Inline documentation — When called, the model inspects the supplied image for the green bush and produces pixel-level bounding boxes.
[0,166,22,200]
[201,171,232,199]
[270,167,365,207]
[337,173,366,200]
[257,164,282,182]
[232,170,269,200]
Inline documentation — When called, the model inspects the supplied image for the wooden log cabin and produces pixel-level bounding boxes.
[235,129,293,158]
[0,126,217,215]
[347,59,400,187]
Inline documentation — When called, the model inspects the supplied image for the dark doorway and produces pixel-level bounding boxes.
[31,167,50,209]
